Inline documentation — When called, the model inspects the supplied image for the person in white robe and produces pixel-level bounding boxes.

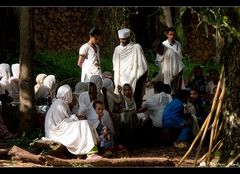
[89,75,115,134]
[139,81,173,128]
[0,63,11,95]
[35,74,57,105]
[152,40,185,96]
[9,63,20,103]
[43,84,101,158]
[71,81,88,115]
[78,27,102,82]
[112,28,148,109]
[34,73,47,94]
[162,27,183,60]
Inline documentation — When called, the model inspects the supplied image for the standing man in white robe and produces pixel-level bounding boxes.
[162,27,183,60]
[152,40,184,96]
[78,27,102,82]
[112,28,148,109]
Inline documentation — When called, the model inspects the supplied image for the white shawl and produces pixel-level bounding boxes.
[44,85,99,155]
[113,42,148,94]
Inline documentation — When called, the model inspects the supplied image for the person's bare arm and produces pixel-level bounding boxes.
[77,54,86,68]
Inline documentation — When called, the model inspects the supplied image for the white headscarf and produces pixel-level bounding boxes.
[56,84,73,104]
[34,73,47,93]
[43,75,57,98]
[90,75,104,101]
[0,63,11,93]
[11,63,20,78]
[73,81,88,97]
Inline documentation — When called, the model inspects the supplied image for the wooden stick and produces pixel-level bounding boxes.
[194,66,224,166]
[197,139,222,165]
[176,113,209,167]
[206,68,225,166]
[226,153,240,167]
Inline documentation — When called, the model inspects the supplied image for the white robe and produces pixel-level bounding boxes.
[153,49,184,87]
[112,42,148,94]
[44,98,99,155]
[142,92,172,128]
[79,43,102,82]
[162,39,183,60]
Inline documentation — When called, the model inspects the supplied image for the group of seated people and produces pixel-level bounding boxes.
[0,63,20,140]
[0,62,221,159]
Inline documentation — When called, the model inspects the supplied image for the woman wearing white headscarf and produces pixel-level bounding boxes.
[89,75,115,135]
[0,63,11,95]
[9,63,20,102]
[43,84,102,158]
[35,74,56,105]
[71,81,88,114]
[34,73,47,94]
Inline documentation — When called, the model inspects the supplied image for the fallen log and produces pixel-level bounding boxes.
[8,145,46,165]
[44,155,175,167]
[7,145,176,167]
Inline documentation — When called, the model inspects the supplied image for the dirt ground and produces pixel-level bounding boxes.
[0,139,210,168]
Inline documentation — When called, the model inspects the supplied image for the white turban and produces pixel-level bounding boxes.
[118,28,130,38]
[56,84,73,104]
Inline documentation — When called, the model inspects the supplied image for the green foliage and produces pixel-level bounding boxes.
[33,51,80,82]
[101,57,113,73]
[0,49,19,64]
[182,55,222,80]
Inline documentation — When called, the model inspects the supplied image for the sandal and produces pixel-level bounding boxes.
[86,153,103,160]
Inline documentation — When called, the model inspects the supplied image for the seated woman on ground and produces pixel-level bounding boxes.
[43,84,103,159]
[0,84,16,140]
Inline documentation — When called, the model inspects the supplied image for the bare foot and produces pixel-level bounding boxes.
[86,154,103,160]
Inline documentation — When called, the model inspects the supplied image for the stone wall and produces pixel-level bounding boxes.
[33,7,216,60]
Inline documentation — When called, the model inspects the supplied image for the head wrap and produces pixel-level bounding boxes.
[118,28,130,38]
[11,63,20,78]
[56,84,73,104]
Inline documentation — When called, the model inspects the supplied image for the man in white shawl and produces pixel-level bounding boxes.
[162,27,183,60]
[43,84,102,159]
[112,28,148,109]
[152,40,184,96]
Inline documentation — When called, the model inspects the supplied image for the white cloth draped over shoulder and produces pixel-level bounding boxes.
[79,43,102,82]
[142,92,172,128]
[153,48,184,87]
[162,39,183,60]
[112,42,148,94]
[44,84,99,155]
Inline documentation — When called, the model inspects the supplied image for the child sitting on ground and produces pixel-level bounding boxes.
[92,100,115,154]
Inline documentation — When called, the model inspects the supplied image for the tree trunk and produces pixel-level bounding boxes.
[161,7,173,28]
[220,37,240,164]
[18,7,36,136]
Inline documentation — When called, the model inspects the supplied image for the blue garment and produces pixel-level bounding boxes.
[162,98,192,142]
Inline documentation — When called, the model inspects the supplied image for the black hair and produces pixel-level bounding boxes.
[89,27,101,36]
[92,99,104,109]
[176,89,191,102]
[166,27,176,33]
[163,84,171,94]
[153,81,165,93]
